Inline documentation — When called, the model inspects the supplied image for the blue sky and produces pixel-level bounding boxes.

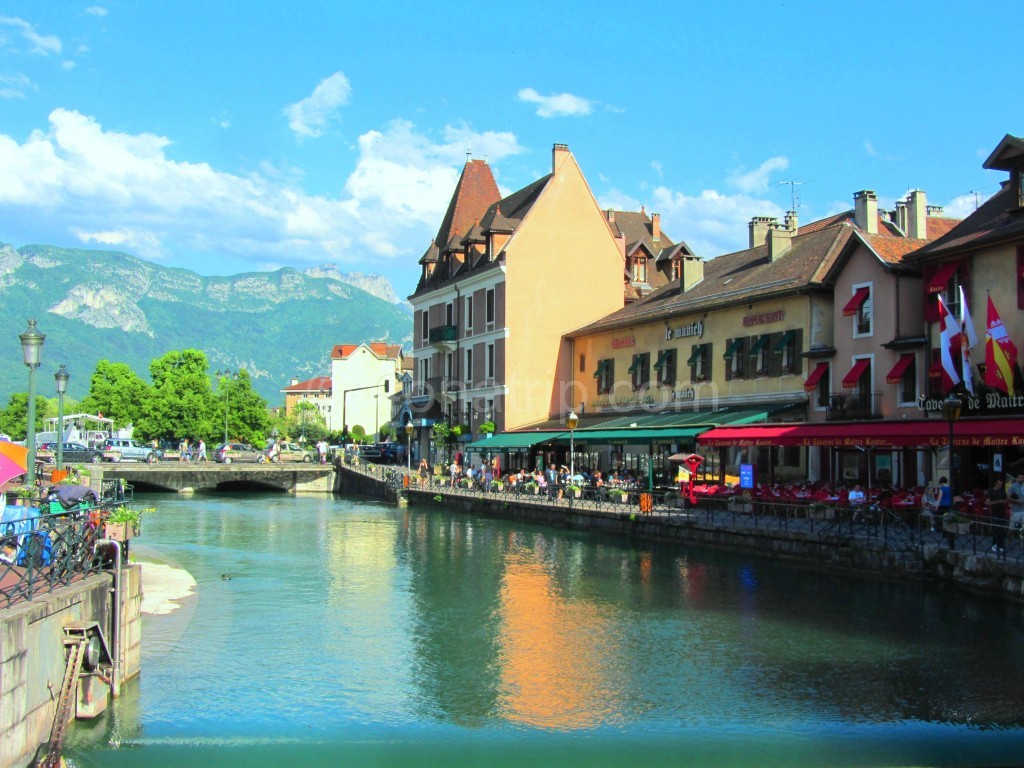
[1,1,1020,301]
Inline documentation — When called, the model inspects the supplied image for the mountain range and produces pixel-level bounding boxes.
[0,243,412,404]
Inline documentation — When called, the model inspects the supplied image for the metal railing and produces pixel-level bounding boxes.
[1,484,136,609]
[826,391,883,420]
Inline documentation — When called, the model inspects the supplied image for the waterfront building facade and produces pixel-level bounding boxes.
[329,342,405,438]
[409,144,624,458]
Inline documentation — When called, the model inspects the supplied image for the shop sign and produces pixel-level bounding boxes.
[611,335,636,349]
[672,387,696,402]
[664,320,704,340]
[743,309,785,327]
[917,392,1024,413]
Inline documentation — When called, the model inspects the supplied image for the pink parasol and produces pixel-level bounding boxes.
[0,441,30,486]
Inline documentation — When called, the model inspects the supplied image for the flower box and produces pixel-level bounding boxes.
[103,522,136,542]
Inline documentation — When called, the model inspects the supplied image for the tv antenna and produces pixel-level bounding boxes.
[778,180,804,211]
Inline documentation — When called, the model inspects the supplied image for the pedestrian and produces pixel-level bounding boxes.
[179,437,189,463]
[418,458,429,488]
[196,439,208,463]
[546,462,559,499]
[317,439,328,465]
[1008,472,1024,533]
[987,478,1008,554]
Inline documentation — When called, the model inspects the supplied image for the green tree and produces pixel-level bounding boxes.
[350,424,366,443]
[137,350,218,441]
[80,360,152,430]
[215,369,270,446]
[289,401,326,443]
[0,392,47,440]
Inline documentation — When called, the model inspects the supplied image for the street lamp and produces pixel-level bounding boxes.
[942,392,962,487]
[54,364,69,471]
[567,409,578,481]
[405,421,414,474]
[20,320,45,488]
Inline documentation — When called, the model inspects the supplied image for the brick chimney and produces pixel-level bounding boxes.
[748,216,776,248]
[651,212,661,243]
[290,377,299,387]
[853,190,878,235]
[552,143,570,173]
[606,209,615,224]
[906,189,927,239]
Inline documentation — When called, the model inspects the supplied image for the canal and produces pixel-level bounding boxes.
[65,493,1024,767]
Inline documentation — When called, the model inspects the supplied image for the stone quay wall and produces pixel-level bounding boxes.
[1,565,142,768]
[406,489,1024,603]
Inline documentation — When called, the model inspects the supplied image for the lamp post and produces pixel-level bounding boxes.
[405,421,414,474]
[567,409,578,481]
[20,320,45,488]
[942,392,962,488]
[54,364,69,471]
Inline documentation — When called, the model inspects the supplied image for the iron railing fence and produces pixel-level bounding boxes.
[337,459,1024,564]
[1,483,136,609]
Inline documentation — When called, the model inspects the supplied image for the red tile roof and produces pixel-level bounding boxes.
[434,159,501,250]
[331,342,403,360]
[282,376,332,393]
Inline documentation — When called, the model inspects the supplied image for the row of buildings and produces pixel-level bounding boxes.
[402,134,1024,490]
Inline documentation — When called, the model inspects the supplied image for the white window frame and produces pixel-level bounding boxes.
[465,295,474,336]
[852,281,873,339]
[486,288,496,329]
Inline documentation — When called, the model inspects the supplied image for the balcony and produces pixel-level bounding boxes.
[428,324,458,350]
[825,391,882,421]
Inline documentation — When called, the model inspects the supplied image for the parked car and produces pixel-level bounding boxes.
[215,443,261,464]
[274,442,315,463]
[357,443,400,464]
[101,438,160,463]
[38,442,104,464]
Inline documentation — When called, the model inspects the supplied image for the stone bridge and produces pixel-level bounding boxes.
[93,464,336,494]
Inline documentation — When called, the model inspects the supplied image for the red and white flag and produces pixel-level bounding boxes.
[937,294,960,392]
[959,286,977,394]
[985,295,1018,396]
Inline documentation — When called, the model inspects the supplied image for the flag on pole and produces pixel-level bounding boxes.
[937,294,961,392]
[959,286,977,394]
[985,295,1018,396]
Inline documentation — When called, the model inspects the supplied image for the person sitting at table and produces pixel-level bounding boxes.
[848,485,867,506]
[921,485,941,531]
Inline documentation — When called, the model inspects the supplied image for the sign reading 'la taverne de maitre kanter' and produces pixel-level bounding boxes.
[403,135,1024,491]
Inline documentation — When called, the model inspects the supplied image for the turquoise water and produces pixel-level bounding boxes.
[64,493,1024,767]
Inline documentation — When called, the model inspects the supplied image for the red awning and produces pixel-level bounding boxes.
[927,262,959,294]
[928,358,943,379]
[804,362,829,392]
[885,354,915,384]
[842,286,870,316]
[698,418,1024,448]
[842,358,871,388]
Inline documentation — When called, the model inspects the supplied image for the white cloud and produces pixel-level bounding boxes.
[85,6,108,16]
[283,71,351,139]
[943,192,986,219]
[0,73,34,99]
[650,160,663,179]
[728,156,789,194]
[648,185,784,258]
[517,87,593,118]
[0,16,62,55]
[0,109,524,276]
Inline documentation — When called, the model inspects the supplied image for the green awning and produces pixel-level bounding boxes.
[653,349,673,370]
[572,427,703,445]
[466,430,567,449]
[773,330,795,352]
[723,338,744,359]
[627,356,642,373]
[686,344,706,364]
[747,335,770,355]
[593,359,610,379]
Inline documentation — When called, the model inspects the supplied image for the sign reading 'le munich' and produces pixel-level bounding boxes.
[664,320,704,341]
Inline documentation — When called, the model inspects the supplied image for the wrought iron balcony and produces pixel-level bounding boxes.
[428,324,458,349]
[825,391,882,421]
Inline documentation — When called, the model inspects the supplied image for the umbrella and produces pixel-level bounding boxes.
[0,441,30,486]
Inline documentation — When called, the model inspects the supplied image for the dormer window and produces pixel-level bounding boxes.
[672,258,682,280]
[632,256,648,283]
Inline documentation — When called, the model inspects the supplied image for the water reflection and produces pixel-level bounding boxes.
[63,494,1024,767]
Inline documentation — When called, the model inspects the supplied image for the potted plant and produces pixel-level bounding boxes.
[807,501,834,520]
[608,487,628,504]
[479,421,496,439]
[567,483,582,499]
[729,491,754,513]
[104,505,146,542]
[489,479,504,492]
[12,486,37,507]
[942,511,972,535]
[524,480,539,495]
